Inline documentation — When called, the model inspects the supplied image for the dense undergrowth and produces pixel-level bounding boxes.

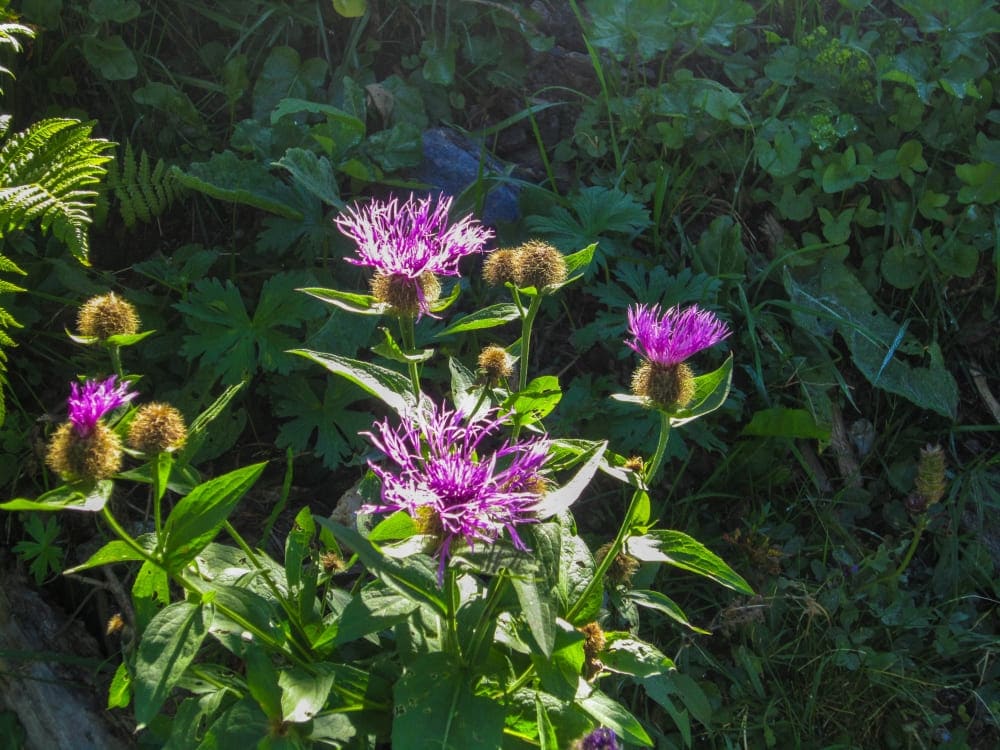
[1,0,998,748]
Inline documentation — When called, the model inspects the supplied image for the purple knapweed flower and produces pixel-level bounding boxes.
[335,193,493,317]
[67,376,136,437]
[578,727,620,750]
[626,303,730,409]
[626,303,730,367]
[362,403,548,582]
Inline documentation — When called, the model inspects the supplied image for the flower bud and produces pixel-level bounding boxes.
[477,345,513,386]
[46,421,123,481]
[370,271,441,317]
[595,542,641,586]
[914,444,946,508]
[631,361,696,409]
[514,240,567,291]
[482,248,521,286]
[128,403,188,453]
[77,292,140,340]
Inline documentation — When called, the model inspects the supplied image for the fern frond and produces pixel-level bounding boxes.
[0,118,113,263]
[106,142,184,228]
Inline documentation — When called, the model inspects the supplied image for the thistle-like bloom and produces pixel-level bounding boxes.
[626,304,730,367]
[67,376,137,438]
[127,402,188,453]
[47,376,136,482]
[335,193,493,316]
[626,303,730,409]
[362,403,549,581]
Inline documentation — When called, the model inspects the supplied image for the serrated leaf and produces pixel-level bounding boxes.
[273,147,343,208]
[272,376,372,470]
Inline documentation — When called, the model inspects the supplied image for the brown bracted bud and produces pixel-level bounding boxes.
[596,542,641,586]
[914,444,946,508]
[482,248,521,287]
[514,240,567,291]
[46,421,123,482]
[578,621,606,681]
[128,403,188,453]
[371,271,441,317]
[77,292,140,340]
[631,361,696,410]
[477,345,513,386]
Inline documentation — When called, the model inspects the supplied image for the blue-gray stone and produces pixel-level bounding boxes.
[415,128,520,226]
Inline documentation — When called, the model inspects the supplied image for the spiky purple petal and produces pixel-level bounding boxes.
[67,376,136,437]
[579,727,620,750]
[335,194,492,315]
[362,403,548,582]
[625,303,730,367]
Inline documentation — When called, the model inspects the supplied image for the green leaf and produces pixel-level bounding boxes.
[881,243,924,289]
[273,376,373,470]
[134,600,210,728]
[602,632,675,677]
[299,286,385,316]
[392,652,505,750]
[273,148,342,208]
[88,0,140,23]
[505,375,562,427]
[512,573,557,658]
[627,530,753,594]
[437,303,520,336]
[587,0,678,62]
[784,262,959,418]
[626,589,710,634]
[171,151,304,219]
[253,47,328,122]
[290,349,418,418]
[756,127,802,178]
[64,536,156,574]
[742,407,831,440]
[315,519,448,617]
[1,480,113,513]
[108,661,131,710]
[82,35,137,80]
[956,161,1000,204]
[279,665,336,723]
[334,583,419,645]
[578,687,653,746]
[161,462,267,572]
[533,440,606,519]
[531,515,599,623]
[372,326,434,363]
[332,0,367,18]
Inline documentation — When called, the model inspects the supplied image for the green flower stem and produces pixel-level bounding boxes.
[566,412,670,623]
[152,451,171,538]
[108,344,124,380]
[872,515,929,589]
[517,293,544,394]
[222,520,314,655]
[443,568,461,657]
[101,505,156,564]
[463,571,510,667]
[399,314,422,402]
[644,411,672,488]
[101,506,311,668]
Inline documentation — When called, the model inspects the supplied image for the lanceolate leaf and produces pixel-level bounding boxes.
[161,462,267,572]
[627,530,753,594]
[134,600,210,728]
[290,349,418,417]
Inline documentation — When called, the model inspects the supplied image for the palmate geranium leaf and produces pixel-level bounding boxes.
[271,376,373,470]
[176,272,327,384]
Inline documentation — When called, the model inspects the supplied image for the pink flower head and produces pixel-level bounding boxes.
[626,303,730,367]
[67,376,136,437]
[335,193,493,316]
[362,403,548,582]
